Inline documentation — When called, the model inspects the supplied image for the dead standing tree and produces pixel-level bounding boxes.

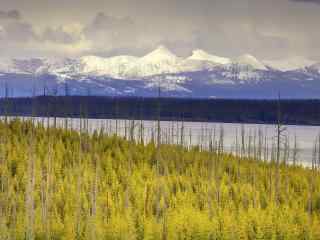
[275,93,287,204]
[3,80,9,123]
[292,135,299,166]
[64,82,69,129]
[26,77,37,240]
[157,78,161,149]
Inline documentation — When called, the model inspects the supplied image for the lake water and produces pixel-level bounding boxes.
[8,117,320,166]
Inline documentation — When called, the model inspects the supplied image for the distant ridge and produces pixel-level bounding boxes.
[0,45,320,98]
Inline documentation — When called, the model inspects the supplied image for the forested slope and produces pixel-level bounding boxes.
[0,120,319,239]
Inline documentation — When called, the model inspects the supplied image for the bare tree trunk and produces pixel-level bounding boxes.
[218,126,224,155]
[156,80,162,174]
[115,97,119,136]
[275,93,285,204]
[241,125,245,158]
[258,129,263,161]
[26,90,37,240]
[0,121,9,239]
[26,130,35,240]
[45,137,53,240]
[308,143,317,215]
[292,135,298,166]
[4,80,9,123]
[130,119,135,142]
[317,134,320,169]
[89,153,99,240]
[180,117,184,147]
[157,82,161,148]
[264,134,268,163]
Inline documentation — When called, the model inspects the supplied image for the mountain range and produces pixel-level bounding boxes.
[0,45,320,98]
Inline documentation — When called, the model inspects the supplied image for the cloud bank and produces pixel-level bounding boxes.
[290,0,320,4]
[0,0,319,60]
[0,10,21,20]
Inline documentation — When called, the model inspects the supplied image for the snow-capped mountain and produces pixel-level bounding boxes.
[234,54,267,71]
[124,46,183,78]
[0,58,44,74]
[0,46,319,98]
[187,49,231,65]
[80,55,138,78]
[309,63,320,74]
[264,57,316,71]
[0,46,272,79]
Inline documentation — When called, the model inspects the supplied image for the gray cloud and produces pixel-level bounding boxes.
[81,12,144,56]
[85,12,134,33]
[0,9,21,20]
[290,0,320,4]
[0,0,319,60]
[42,26,81,44]
[1,21,35,42]
[0,10,84,56]
[0,9,36,43]
[84,13,136,41]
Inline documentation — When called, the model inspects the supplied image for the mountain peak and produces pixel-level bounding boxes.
[235,54,267,70]
[142,45,178,62]
[192,49,210,56]
[190,49,213,60]
[152,45,174,55]
[156,45,170,52]
[188,49,230,65]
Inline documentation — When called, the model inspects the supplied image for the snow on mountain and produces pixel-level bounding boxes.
[234,54,267,71]
[79,46,186,79]
[38,58,83,76]
[208,54,268,83]
[1,47,319,88]
[177,58,212,72]
[0,58,44,74]
[216,64,263,83]
[80,55,106,74]
[80,55,138,78]
[0,58,12,73]
[124,45,183,78]
[12,58,45,74]
[146,75,191,92]
[264,57,316,72]
[1,52,320,98]
[308,63,320,74]
[142,45,179,63]
[188,49,231,65]
[0,48,292,80]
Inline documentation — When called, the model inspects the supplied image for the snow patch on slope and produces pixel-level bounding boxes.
[0,58,12,73]
[234,54,267,71]
[188,49,231,65]
[125,46,182,78]
[80,55,138,78]
[264,57,316,71]
[146,75,191,92]
[309,63,320,74]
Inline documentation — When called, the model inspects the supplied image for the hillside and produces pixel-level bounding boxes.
[0,119,319,239]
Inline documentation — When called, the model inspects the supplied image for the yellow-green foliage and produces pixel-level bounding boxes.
[0,119,319,239]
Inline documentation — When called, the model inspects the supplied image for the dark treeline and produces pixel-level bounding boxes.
[1,96,320,125]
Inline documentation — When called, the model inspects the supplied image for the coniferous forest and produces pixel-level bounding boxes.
[1,97,320,125]
[0,119,320,239]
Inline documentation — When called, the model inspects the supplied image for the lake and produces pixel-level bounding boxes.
[9,116,320,166]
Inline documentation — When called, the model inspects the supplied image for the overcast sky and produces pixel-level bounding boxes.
[0,0,319,60]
